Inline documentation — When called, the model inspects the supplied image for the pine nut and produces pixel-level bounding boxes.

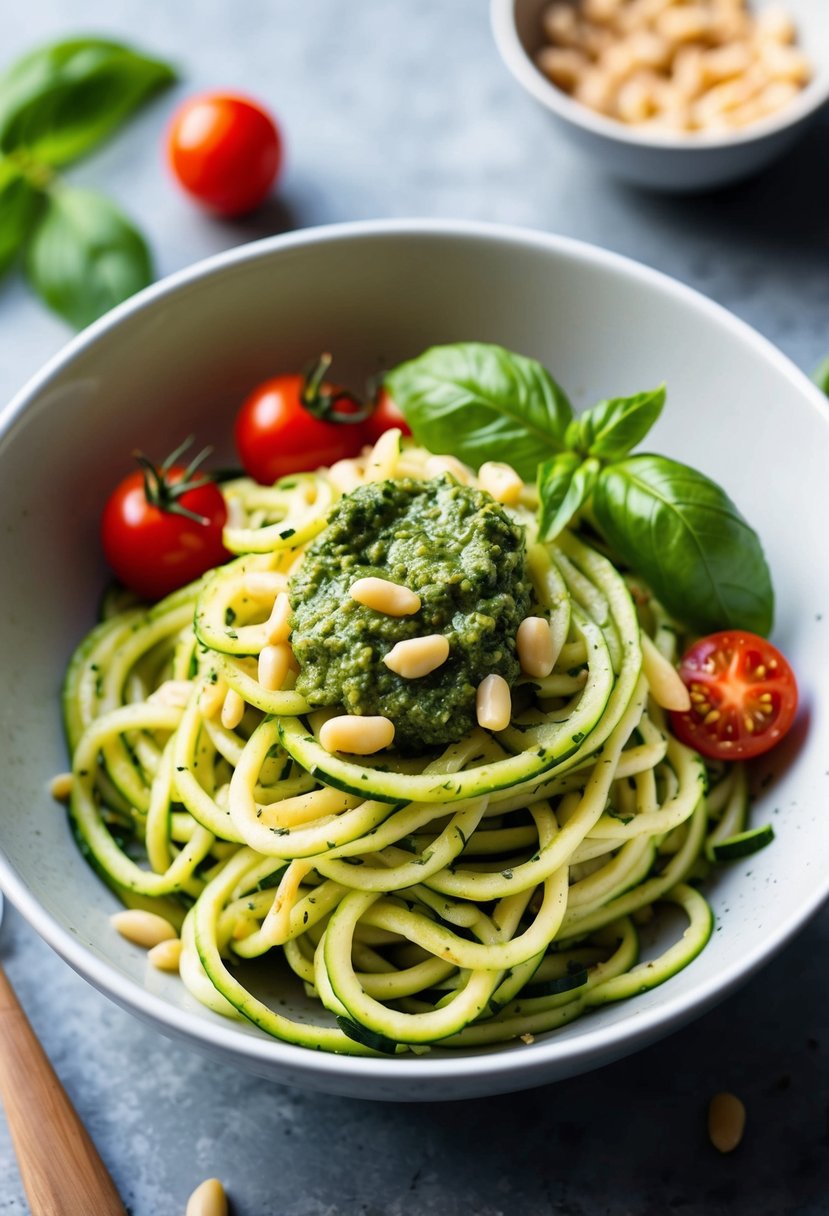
[221,688,246,730]
[517,616,556,678]
[147,938,183,972]
[49,772,73,802]
[185,1178,228,1216]
[538,46,590,92]
[319,715,395,755]
[754,79,800,118]
[383,635,450,679]
[656,7,713,46]
[640,633,691,712]
[617,76,656,123]
[759,42,811,85]
[478,461,524,505]
[350,577,421,617]
[258,643,293,691]
[199,677,227,720]
[365,428,402,482]
[757,4,796,45]
[265,590,292,645]
[542,3,580,49]
[425,455,472,484]
[111,909,177,949]
[243,571,287,598]
[476,674,512,731]
[574,67,617,114]
[708,1092,746,1153]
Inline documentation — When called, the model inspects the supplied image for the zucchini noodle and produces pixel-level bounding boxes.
[62,436,747,1055]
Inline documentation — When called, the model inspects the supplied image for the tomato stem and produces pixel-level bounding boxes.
[300,353,372,424]
[134,437,215,525]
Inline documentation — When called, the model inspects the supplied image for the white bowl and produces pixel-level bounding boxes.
[1,219,828,1100]
[491,0,829,191]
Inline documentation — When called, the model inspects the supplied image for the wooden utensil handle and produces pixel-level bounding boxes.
[0,964,126,1216]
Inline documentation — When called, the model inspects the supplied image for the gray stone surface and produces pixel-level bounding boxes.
[2,2,829,1213]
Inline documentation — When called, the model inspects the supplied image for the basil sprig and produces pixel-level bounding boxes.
[386,342,774,636]
[0,38,175,326]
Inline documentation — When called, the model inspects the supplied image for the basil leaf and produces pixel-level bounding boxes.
[813,356,829,396]
[26,186,152,328]
[592,454,773,636]
[538,453,599,541]
[575,385,666,460]
[0,38,175,167]
[385,342,572,481]
[0,159,42,277]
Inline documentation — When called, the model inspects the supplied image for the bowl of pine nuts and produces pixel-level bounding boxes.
[491,0,829,191]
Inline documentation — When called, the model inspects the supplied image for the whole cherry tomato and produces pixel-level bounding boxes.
[101,442,229,601]
[670,630,798,761]
[235,356,369,484]
[363,387,412,445]
[167,93,282,216]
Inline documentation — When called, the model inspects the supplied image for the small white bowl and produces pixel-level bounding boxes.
[491,0,829,191]
[2,220,829,1100]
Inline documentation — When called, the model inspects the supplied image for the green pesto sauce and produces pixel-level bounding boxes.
[289,476,531,753]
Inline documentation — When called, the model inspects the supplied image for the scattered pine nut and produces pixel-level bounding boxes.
[328,458,364,494]
[383,635,450,679]
[520,1032,536,1045]
[148,938,183,972]
[221,688,246,731]
[319,715,396,755]
[708,1091,746,1153]
[199,676,227,720]
[476,674,512,732]
[185,1178,228,1216]
[266,590,292,645]
[49,772,73,802]
[111,909,177,949]
[640,632,691,712]
[365,428,402,482]
[517,616,556,678]
[350,577,421,617]
[258,643,293,691]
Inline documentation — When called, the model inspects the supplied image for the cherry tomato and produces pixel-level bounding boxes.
[670,630,798,761]
[363,387,412,444]
[101,454,229,602]
[235,373,367,484]
[167,93,282,216]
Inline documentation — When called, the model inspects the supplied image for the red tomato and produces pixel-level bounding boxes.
[235,373,368,484]
[101,459,229,602]
[670,630,798,761]
[167,93,282,216]
[363,387,412,444]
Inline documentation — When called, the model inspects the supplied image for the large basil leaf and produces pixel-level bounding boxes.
[0,39,175,167]
[385,342,572,481]
[537,452,599,541]
[592,454,773,636]
[570,385,665,460]
[26,186,152,328]
[0,159,42,277]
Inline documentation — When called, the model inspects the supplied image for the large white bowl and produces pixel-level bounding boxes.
[1,220,827,1101]
[491,0,829,192]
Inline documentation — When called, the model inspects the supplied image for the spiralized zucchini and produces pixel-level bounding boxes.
[62,439,744,1055]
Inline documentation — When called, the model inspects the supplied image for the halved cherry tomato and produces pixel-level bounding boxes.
[363,387,412,445]
[101,444,229,602]
[234,362,368,484]
[670,630,798,761]
[167,93,282,216]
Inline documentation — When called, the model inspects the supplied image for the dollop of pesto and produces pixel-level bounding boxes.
[289,476,531,752]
